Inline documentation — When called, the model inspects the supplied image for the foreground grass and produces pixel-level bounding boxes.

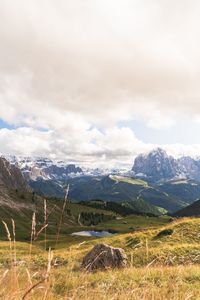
[1,264,200,299]
[1,217,200,299]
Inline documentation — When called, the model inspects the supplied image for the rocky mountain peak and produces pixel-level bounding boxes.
[0,157,30,192]
[6,156,84,181]
[132,148,180,182]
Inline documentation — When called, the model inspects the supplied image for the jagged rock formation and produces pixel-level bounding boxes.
[133,148,180,182]
[7,156,83,181]
[177,156,200,180]
[81,243,127,271]
[0,157,30,192]
[132,148,200,182]
[0,157,32,211]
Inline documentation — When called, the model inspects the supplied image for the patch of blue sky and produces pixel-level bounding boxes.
[0,119,16,130]
[0,118,49,132]
[117,119,200,144]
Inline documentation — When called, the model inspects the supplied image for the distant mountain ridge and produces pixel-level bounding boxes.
[132,148,200,182]
[6,156,83,181]
[3,150,200,215]
[5,149,200,184]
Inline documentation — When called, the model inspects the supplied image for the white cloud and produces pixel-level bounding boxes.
[1,1,200,167]
[1,126,200,169]
[0,126,144,168]
[1,0,200,127]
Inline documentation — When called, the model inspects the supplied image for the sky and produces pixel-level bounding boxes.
[1,0,200,168]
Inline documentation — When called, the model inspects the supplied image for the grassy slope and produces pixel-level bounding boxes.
[69,176,166,215]
[69,177,200,213]
[57,218,200,267]
[1,217,200,299]
[159,180,200,205]
[29,176,200,214]
[110,175,149,186]
[173,199,200,217]
[0,189,117,240]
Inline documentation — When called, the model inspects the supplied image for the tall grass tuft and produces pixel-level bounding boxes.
[11,219,16,266]
[56,185,69,246]
[2,220,19,293]
[22,247,53,300]
[44,198,47,250]
[29,212,36,257]
[2,221,12,250]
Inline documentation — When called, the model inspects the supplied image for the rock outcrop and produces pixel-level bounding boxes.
[0,157,30,192]
[81,243,127,271]
[132,148,200,182]
[132,148,179,182]
[9,156,83,181]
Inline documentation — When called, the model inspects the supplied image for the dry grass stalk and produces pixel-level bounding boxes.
[46,204,57,220]
[2,221,12,250]
[25,268,32,286]
[11,218,19,292]
[29,212,36,257]
[25,268,34,296]
[34,224,48,241]
[2,221,16,294]
[44,198,47,250]
[56,185,69,246]
[22,276,46,300]
[0,269,9,285]
[46,247,53,278]
[78,213,83,226]
[22,247,53,300]
[11,219,16,265]
[84,251,107,271]
[146,238,149,263]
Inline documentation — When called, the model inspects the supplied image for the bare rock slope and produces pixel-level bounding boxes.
[0,157,30,192]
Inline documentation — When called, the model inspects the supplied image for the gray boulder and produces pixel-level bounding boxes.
[81,243,127,271]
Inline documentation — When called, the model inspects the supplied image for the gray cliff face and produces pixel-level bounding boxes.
[132,148,200,182]
[177,156,200,180]
[132,148,180,182]
[7,156,83,181]
[0,157,30,192]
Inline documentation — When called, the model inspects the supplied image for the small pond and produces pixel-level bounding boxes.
[71,230,113,237]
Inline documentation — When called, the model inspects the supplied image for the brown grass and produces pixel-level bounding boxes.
[29,212,36,258]
[1,263,200,299]
[44,198,47,250]
[1,211,200,299]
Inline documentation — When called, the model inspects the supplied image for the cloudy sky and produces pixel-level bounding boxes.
[1,0,200,168]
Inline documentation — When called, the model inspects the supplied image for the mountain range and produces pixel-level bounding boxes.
[7,156,83,181]
[6,147,200,184]
[2,148,200,215]
[132,147,200,182]
[0,156,94,239]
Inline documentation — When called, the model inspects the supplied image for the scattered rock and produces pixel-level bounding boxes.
[168,217,175,222]
[14,260,26,266]
[129,227,135,230]
[155,228,174,238]
[81,243,127,271]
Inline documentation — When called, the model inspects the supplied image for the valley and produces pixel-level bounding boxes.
[1,150,200,299]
